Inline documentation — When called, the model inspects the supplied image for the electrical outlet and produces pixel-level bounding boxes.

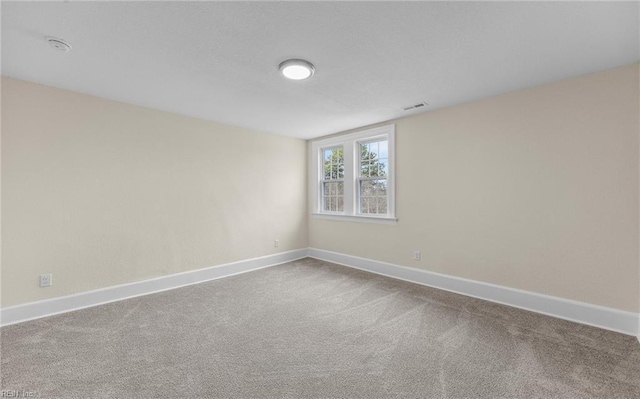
[413,251,421,261]
[274,239,279,248]
[40,273,52,287]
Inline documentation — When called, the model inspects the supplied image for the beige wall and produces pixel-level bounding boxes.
[310,64,640,313]
[3,64,639,315]
[1,77,308,307]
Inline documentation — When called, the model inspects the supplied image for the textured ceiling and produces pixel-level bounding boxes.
[2,2,638,139]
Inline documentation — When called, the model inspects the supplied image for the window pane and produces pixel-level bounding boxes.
[360,139,388,178]
[378,197,388,214]
[367,197,375,213]
[360,197,369,214]
[371,179,387,196]
[322,196,330,212]
[360,161,369,177]
[376,159,387,177]
[360,180,372,196]
[368,161,382,177]
[379,141,388,158]
[359,179,387,214]
[370,142,378,159]
[323,147,344,181]
[360,143,368,161]
[324,181,340,196]
[322,182,344,213]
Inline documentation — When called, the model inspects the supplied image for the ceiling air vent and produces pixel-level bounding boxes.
[402,102,428,111]
[46,37,72,52]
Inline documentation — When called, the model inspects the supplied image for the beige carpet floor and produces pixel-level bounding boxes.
[2,257,639,398]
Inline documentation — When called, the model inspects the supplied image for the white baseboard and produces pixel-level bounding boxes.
[0,249,308,327]
[308,248,640,337]
[3,247,639,340]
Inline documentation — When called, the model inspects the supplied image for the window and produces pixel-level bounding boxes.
[321,146,344,212]
[312,124,396,224]
[358,139,388,215]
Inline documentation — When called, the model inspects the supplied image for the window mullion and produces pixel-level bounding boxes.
[343,140,355,215]
[317,149,323,213]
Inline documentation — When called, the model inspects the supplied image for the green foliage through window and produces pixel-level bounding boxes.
[322,147,345,212]
[358,140,388,215]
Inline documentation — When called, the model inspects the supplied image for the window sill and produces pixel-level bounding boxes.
[312,213,398,225]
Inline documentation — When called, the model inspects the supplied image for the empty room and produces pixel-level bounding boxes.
[1,1,639,398]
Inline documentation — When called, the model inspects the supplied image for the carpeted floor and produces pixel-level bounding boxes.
[2,258,639,398]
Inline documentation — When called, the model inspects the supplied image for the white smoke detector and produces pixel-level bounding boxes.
[46,37,72,52]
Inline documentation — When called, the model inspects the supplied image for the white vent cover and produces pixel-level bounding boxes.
[402,102,428,111]
[46,37,72,52]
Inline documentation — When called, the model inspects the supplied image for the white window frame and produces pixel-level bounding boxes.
[319,146,345,214]
[312,124,397,224]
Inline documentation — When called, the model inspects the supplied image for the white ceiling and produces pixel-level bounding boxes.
[2,1,638,139]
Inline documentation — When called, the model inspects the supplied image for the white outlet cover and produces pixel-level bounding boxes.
[40,273,52,287]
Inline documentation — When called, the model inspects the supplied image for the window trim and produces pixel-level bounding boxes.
[312,124,397,224]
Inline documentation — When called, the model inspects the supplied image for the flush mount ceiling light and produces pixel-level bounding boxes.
[278,59,315,80]
[46,36,72,52]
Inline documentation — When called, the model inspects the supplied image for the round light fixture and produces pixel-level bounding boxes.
[279,59,315,80]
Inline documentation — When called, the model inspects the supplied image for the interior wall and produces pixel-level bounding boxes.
[1,77,308,307]
[309,64,640,313]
